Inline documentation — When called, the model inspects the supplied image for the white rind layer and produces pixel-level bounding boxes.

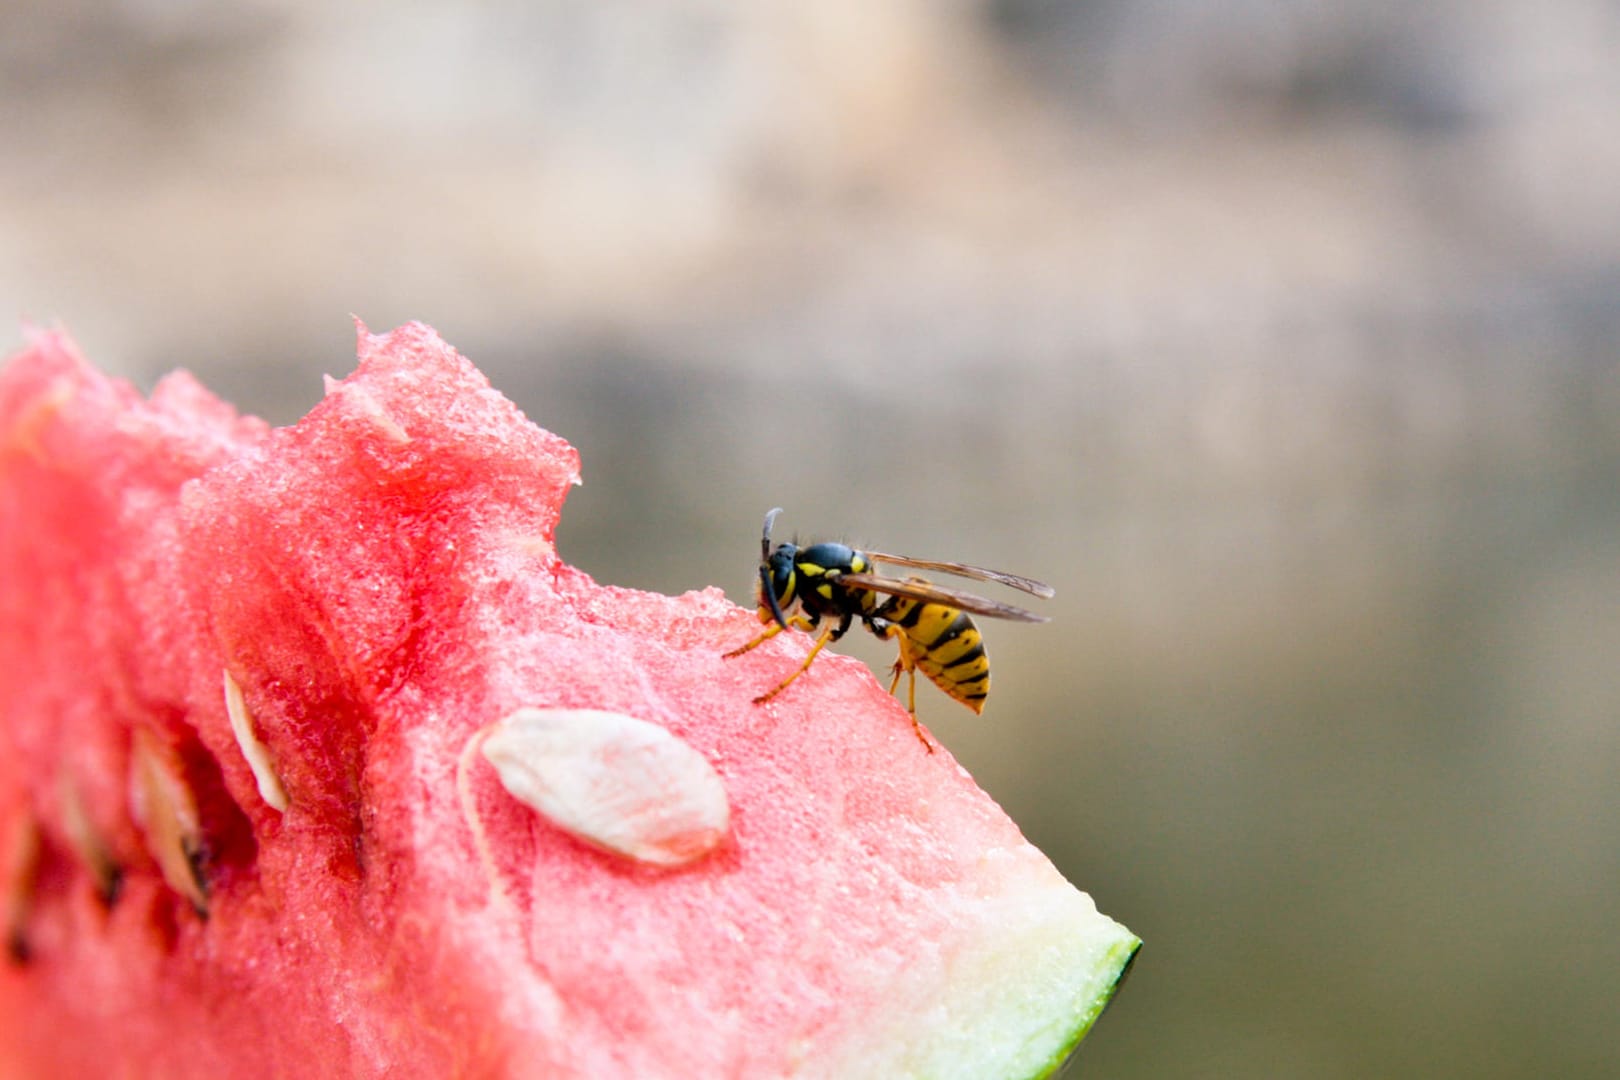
[801,846,1139,1080]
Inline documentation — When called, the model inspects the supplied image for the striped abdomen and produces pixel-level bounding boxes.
[880,596,991,713]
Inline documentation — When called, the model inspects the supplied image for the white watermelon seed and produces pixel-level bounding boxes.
[129,729,209,917]
[223,669,289,813]
[321,375,411,443]
[1,814,42,963]
[58,776,121,904]
[3,374,74,462]
[481,707,730,869]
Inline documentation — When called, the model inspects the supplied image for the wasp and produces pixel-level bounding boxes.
[723,508,1053,750]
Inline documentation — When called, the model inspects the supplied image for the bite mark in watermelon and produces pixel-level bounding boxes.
[0,322,1138,1078]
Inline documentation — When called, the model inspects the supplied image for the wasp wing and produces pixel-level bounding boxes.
[837,573,1050,622]
[862,551,1055,599]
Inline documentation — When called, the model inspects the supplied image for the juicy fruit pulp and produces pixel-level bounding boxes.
[0,323,1138,1078]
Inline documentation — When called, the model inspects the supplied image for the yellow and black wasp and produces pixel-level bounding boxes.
[723,508,1053,750]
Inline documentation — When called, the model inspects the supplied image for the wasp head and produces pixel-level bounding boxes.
[756,507,796,630]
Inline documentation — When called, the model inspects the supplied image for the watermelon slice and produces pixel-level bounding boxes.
[0,323,1138,1078]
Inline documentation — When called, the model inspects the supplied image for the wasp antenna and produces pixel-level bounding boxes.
[761,507,784,562]
[760,564,790,631]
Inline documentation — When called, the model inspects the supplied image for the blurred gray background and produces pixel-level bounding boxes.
[6,2,1619,1076]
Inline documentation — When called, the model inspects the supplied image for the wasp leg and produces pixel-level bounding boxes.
[881,634,934,753]
[752,621,838,705]
[723,614,814,659]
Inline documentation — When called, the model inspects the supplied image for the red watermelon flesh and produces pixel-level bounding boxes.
[0,323,1138,1079]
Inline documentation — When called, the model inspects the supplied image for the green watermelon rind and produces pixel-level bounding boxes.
[1033,938,1140,1079]
[801,872,1139,1080]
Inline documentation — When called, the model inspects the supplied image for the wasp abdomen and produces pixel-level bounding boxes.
[882,597,992,713]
